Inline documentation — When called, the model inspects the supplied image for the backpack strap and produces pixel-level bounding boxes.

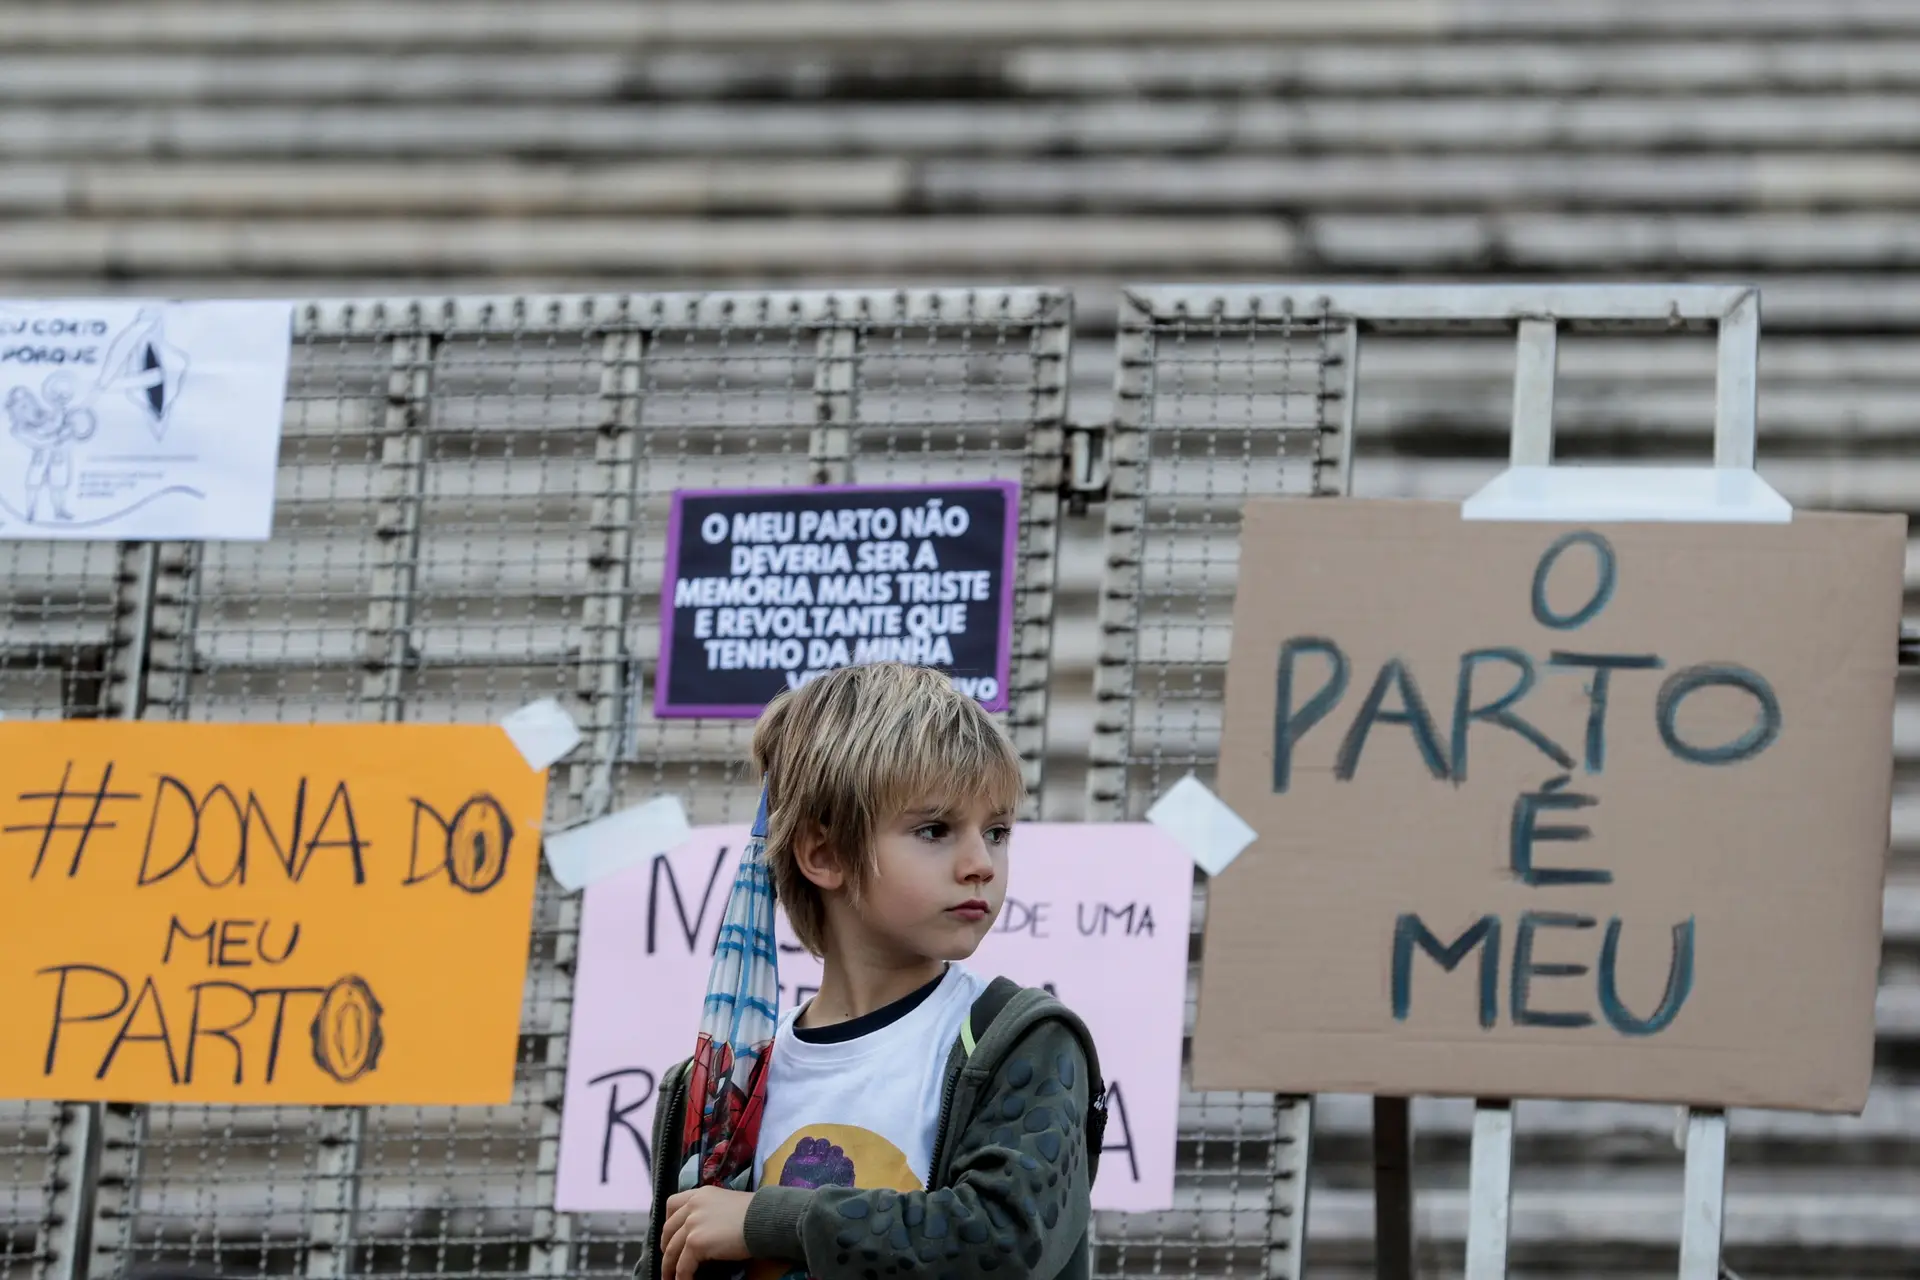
[961,977,1108,1184]
[960,975,1024,1057]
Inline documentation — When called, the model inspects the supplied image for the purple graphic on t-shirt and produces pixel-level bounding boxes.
[779,1136,856,1189]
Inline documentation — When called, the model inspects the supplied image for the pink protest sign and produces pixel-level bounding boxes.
[554,822,1191,1215]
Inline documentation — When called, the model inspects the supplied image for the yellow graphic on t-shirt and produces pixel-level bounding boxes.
[750,1124,920,1280]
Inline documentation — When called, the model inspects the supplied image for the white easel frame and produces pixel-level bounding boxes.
[1454,292,1758,1280]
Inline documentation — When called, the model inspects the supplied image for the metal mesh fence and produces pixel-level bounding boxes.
[0,527,141,1280]
[0,289,1070,1280]
[0,281,1784,1280]
[1086,291,1356,1280]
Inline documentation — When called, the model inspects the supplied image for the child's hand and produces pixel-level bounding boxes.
[661,1187,753,1280]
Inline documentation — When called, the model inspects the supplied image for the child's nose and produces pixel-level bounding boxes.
[956,833,995,880]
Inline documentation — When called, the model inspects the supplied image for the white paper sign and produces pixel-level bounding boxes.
[0,300,293,540]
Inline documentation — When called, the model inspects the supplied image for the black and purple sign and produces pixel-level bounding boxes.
[655,481,1020,718]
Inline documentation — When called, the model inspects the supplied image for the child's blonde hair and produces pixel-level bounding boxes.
[750,663,1025,956]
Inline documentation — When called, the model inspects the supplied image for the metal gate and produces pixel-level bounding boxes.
[0,288,1071,1280]
[1086,283,1770,1280]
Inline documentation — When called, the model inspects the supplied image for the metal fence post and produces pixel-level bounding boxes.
[1678,1109,1730,1280]
[1085,300,1150,823]
[1268,1095,1315,1280]
[1460,312,1564,1278]
[1011,295,1071,815]
[299,320,437,1280]
[526,318,649,1279]
[1675,288,1758,1280]
[1714,291,1760,470]
[812,321,859,487]
[1464,1102,1515,1280]
[41,1103,99,1280]
[358,322,435,724]
[44,542,160,1280]
[1370,1097,1412,1280]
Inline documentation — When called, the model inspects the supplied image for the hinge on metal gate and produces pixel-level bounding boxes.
[1063,424,1109,514]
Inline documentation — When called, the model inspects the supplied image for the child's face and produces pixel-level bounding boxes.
[851,794,1012,964]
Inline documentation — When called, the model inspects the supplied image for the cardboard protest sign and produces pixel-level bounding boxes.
[1194,499,1903,1113]
[656,482,1019,717]
[0,722,548,1105]
[555,824,1191,1213]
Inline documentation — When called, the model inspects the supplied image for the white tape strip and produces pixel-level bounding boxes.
[1145,774,1257,877]
[544,795,693,892]
[499,697,582,770]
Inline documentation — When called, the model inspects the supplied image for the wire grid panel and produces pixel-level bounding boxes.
[1087,292,1355,1280]
[0,1094,60,1280]
[0,532,146,1280]
[62,288,1068,1280]
[606,289,1069,825]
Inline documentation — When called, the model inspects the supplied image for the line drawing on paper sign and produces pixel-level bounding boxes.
[99,309,189,431]
[0,306,204,531]
[7,375,96,521]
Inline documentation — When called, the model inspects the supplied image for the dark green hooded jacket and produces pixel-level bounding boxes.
[637,980,1105,1280]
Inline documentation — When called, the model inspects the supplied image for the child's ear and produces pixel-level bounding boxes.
[790,822,846,893]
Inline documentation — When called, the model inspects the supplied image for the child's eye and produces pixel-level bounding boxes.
[986,825,1011,846]
[915,822,950,842]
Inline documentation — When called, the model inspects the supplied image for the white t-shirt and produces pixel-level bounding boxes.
[752,962,989,1196]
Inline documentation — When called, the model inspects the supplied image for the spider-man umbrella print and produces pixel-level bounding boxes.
[682,785,779,1201]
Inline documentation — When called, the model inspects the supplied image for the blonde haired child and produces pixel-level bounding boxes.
[641,663,1103,1280]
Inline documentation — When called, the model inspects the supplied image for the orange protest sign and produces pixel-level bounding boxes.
[0,721,548,1106]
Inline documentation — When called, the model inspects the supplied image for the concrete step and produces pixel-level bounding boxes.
[13,98,1920,161]
[1111,449,1920,520]
[923,154,1920,212]
[0,53,638,103]
[1070,526,1920,612]
[0,1,1449,50]
[21,154,1920,219]
[1107,1182,1920,1263]
[25,213,1920,279]
[11,41,1920,107]
[12,0,1920,52]
[1347,453,1920,517]
[1308,1084,1920,1148]
[1298,1184,1920,1263]
[0,161,909,216]
[1316,213,1920,270]
[0,217,1298,276]
[1011,39,1920,96]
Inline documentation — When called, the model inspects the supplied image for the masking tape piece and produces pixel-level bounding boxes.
[1145,774,1257,877]
[544,795,693,892]
[499,697,583,771]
